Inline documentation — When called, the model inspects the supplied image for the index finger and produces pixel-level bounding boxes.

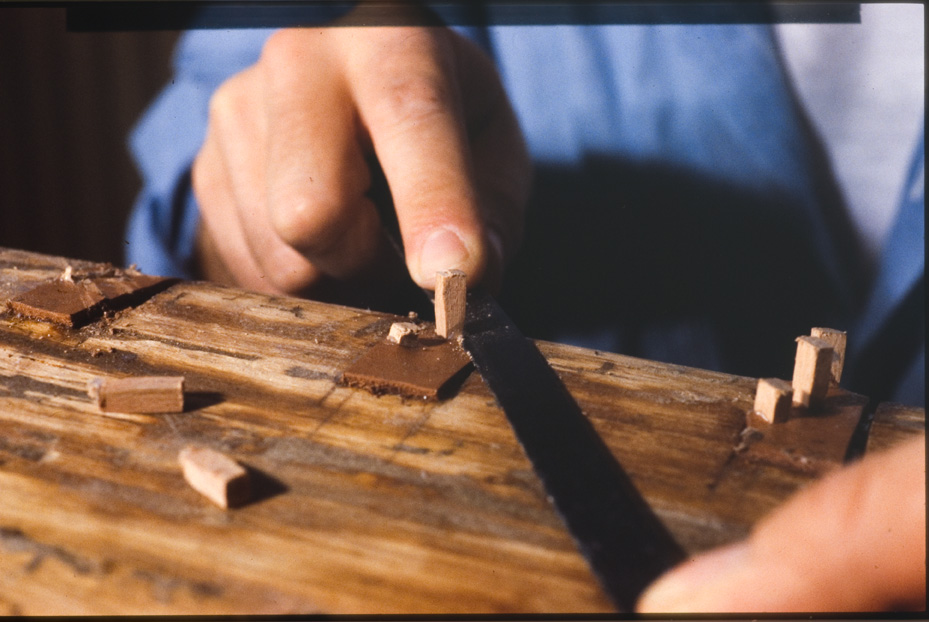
[344,26,488,290]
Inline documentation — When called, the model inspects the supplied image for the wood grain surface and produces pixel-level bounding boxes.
[0,248,923,614]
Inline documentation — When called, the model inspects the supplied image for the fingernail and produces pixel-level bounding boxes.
[636,542,751,613]
[417,228,471,286]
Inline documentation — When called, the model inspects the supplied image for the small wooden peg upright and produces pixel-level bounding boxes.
[753,378,793,424]
[792,336,833,408]
[435,270,466,338]
[810,327,847,384]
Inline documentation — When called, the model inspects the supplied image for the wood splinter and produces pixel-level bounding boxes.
[792,336,833,409]
[752,377,793,424]
[88,376,184,414]
[435,269,466,339]
[810,327,847,384]
[178,445,251,509]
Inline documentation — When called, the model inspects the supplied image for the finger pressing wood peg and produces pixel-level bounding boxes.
[387,322,420,346]
[179,445,251,509]
[753,378,793,424]
[435,269,467,339]
[810,327,847,384]
[792,336,833,408]
[88,376,184,413]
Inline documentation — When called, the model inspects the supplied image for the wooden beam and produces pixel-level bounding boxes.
[0,248,899,615]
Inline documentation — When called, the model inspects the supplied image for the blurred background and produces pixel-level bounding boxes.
[0,7,179,265]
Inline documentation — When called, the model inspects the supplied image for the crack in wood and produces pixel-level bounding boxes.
[0,436,48,463]
[0,526,106,576]
[284,366,332,381]
[385,405,435,463]
[132,568,224,604]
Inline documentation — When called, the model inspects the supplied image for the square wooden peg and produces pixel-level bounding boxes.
[753,378,793,424]
[792,336,833,408]
[810,327,847,384]
[179,445,251,509]
[88,376,184,413]
[435,270,466,338]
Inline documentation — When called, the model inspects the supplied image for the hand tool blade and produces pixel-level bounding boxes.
[461,288,686,611]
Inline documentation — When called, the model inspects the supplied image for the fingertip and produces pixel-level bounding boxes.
[411,226,482,289]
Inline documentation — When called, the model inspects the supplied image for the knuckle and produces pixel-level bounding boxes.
[190,150,218,206]
[260,29,306,68]
[269,188,353,257]
[207,76,243,125]
[260,29,323,89]
[207,81,233,122]
[207,71,254,132]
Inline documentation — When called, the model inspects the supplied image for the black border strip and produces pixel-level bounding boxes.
[57,1,862,32]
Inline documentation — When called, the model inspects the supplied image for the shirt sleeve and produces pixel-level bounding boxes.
[125,29,275,277]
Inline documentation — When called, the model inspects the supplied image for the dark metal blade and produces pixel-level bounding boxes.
[461,288,686,611]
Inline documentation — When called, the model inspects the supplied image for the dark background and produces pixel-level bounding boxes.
[0,7,179,266]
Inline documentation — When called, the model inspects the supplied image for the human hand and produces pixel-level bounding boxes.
[637,434,926,613]
[191,6,530,299]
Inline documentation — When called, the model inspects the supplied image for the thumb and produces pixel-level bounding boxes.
[637,435,926,613]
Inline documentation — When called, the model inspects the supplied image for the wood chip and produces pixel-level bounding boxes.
[810,327,847,384]
[435,270,466,338]
[752,377,793,424]
[92,273,177,310]
[340,333,473,400]
[88,376,184,413]
[386,322,420,345]
[178,445,251,509]
[8,280,107,327]
[792,336,833,408]
[7,271,177,328]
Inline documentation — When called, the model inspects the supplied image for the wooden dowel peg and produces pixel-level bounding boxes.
[792,336,833,408]
[752,378,793,424]
[88,376,184,413]
[810,327,847,384]
[435,270,466,339]
[179,445,251,509]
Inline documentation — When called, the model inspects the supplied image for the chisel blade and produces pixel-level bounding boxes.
[461,288,686,611]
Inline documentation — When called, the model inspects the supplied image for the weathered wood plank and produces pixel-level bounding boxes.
[0,247,920,614]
